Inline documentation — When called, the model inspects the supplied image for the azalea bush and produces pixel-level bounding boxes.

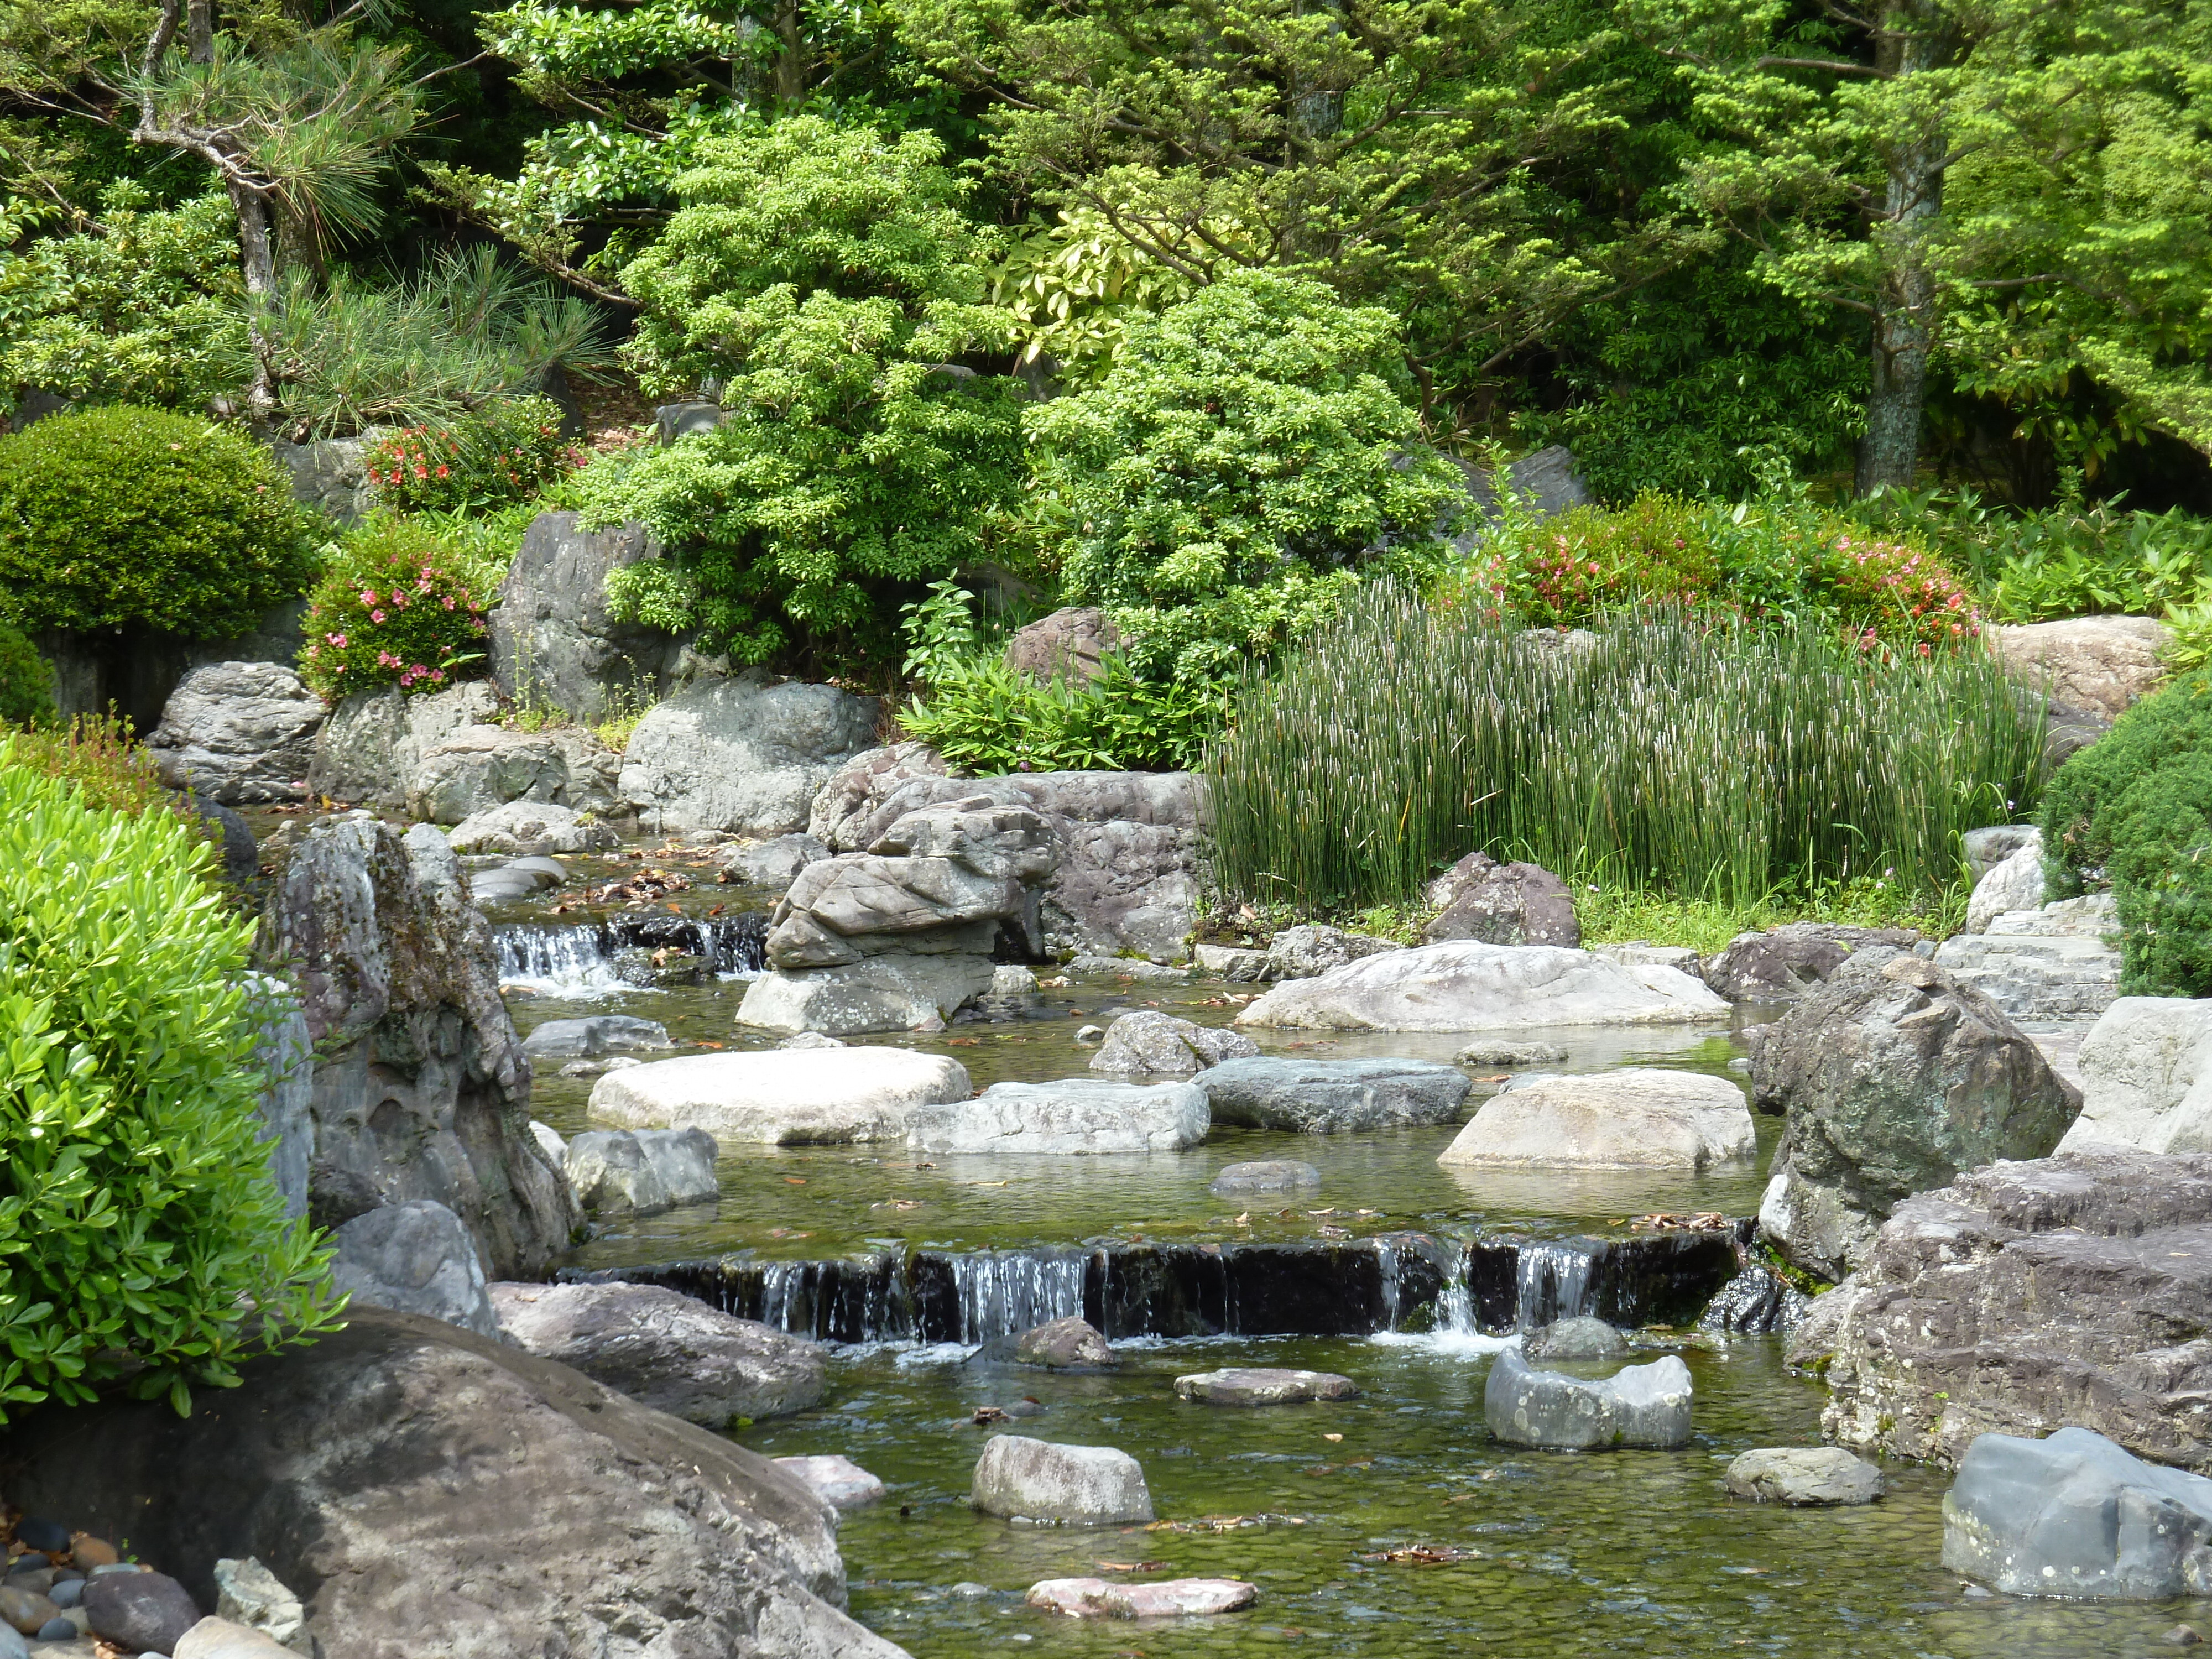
[298,518,493,700]
[365,395,578,515]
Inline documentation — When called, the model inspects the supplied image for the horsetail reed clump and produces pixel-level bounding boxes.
[1206,587,2047,912]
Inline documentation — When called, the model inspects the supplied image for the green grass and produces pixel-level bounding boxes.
[1577,874,1968,954]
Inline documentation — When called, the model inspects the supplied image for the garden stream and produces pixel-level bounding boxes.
[485,859,2195,1659]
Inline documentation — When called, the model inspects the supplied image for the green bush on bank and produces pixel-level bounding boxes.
[901,653,1225,774]
[0,405,316,640]
[0,620,54,727]
[298,516,495,701]
[2041,671,2212,997]
[0,744,342,1423]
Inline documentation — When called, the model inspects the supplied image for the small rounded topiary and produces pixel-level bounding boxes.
[0,617,54,727]
[0,743,343,1422]
[0,404,316,641]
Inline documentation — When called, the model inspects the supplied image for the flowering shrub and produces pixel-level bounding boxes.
[1812,533,1981,652]
[298,518,492,700]
[366,395,578,514]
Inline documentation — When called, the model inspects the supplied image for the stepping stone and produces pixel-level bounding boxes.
[1027,1577,1258,1618]
[1725,1447,1884,1506]
[972,1434,1154,1525]
[1439,1068,1754,1170]
[1209,1160,1321,1198]
[1175,1368,1360,1406]
[774,1454,888,1509]
[1196,1056,1470,1133]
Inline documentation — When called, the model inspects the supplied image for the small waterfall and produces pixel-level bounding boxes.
[1515,1239,1598,1330]
[495,924,629,998]
[694,912,768,975]
[947,1249,1087,1342]
[494,911,769,997]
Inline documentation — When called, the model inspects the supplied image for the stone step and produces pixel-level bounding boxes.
[1932,932,2121,1022]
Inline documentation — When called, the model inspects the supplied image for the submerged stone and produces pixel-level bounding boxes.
[1196,1056,1471,1134]
[1174,1367,1360,1406]
[1484,1348,1692,1451]
[1209,1160,1322,1198]
[1026,1577,1257,1618]
[1725,1447,1883,1506]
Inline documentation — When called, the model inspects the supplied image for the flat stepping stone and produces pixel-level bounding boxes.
[1210,1160,1321,1198]
[1175,1367,1360,1406]
[1439,1068,1754,1170]
[1195,1056,1470,1134]
[1725,1447,1883,1506]
[774,1454,888,1509]
[1027,1577,1258,1618]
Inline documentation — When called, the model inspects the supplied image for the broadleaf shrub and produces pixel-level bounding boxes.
[2041,670,2212,996]
[0,620,54,728]
[0,405,315,640]
[365,395,580,514]
[0,745,342,1422]
[900,653,1225,773]
[298,517,493,700]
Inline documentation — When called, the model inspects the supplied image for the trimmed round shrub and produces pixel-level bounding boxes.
[0,744,341,1422]
[0,618,54,727]
[0,405,316,640]
[298,515,493,700]
[2041,670,2212,997]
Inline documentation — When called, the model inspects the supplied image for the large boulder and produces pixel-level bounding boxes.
[738,952,998,1036]
[1421,852,1579,948]
[971,1436,1154,1525]
[1235,941,1731,1032]
[2057,997,2212,1154]
[491,1281,826,1428]
[0,1308,906,1659]
[1003,607,1121,685]
[147,661,325,804]
[1989,615,2171,722]
[404,724,622,825]
[620,671,880,837]
[1439,1068,1755,1170]
[1795,1150,2212,1470]
[489,513,687,721]
[905,1078,1211,1155]
[588,1048,973,1145]
[1196,1056,1472,1134]
[1483,1349,1693,1451]
[262,816,578,1277]
[808,743,954,851]
[1699,924,1919,1004]
[1754,948,2080,1280]
[1450,444,1595,551]
[1089,1010,1259,1076]
[1944,1426,2212,1597]
[328,1198,499,1337]
[305,681,500,810]
[563,1127,719,1215]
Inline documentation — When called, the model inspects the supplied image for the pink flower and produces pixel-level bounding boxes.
[371,609,386,623]
[443,595,456,610]
[328,633,348,648]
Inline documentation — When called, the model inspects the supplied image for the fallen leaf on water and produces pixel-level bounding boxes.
[1094,1561,1168,1574]
[784,1176,807,1185]
[972,1406,1007,1424]
[1359,1545,1482,1566]
[1307,1208,1338,1217]
[965,1181,1011,1188]
[765,1228,811,1239]
[708,903,725,916]
[694,1041,726,1050]
[1234,1212,1251,1225]
[667,902,682,913]
[945,1037,981,1046]
[1323,1433,1343,1443]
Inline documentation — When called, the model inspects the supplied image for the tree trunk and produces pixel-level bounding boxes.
[771,0,808,107]
[228,177,280,430]
[186,0,212,62]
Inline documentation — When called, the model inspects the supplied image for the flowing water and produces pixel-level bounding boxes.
[478,875,2194,1658]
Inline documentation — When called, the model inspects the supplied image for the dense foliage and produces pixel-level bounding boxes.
[299,517,494,700]
[1212,589,2045,910]
[901,655,1225,773]
[2041,672,2212,997]
[366,395,579,514]
[0,406,315,640]
[0,622,54,728]
[0,747,342,1422]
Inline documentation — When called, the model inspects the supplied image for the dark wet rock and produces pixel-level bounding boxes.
[1944,1426,2212,1597]
[1700,924,1920,1004]
[1210,1160,1322,1198]
[1522,1316,1627,1360]
[1754,948,2080,1280]
[491,1280,827,1427]
[1421,852,1579,948]
[1699,1265,1808,1335]
[329,1198,498,1337]
[1088,1010,1258,1076]
[971,1434,1153,1525]
[1196,1056,1470,1134]
[1484,1349,1693,1450]
[0,1307,902,1659]
[1726,1447,1883,1506]
[1173,1367,1359,1406]
[185,790,265,892]
[83,1571,199,1653]
[519,1014,672,1061]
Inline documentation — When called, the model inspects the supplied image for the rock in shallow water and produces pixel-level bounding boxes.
[1238,941,1730,1032]
[329,1198,498,1337]
[1439,1068,1754,1170]
[1175,1368,1359,1406]
[1026,1577,1256,1618]
[520,1014,672,1061]
[1014,1317,1118,1371]
[905,1078,1209,1155]
[972,1435,1154,1525]
[1195,1056,1470,1134]
[1088,1010,1258,1076]
[1522,1316,1627,1360]
[1725,1447,1883,1506]
[564,1126,719,1215]
[588,1047,972,1144]
[773,1455,888,1510]
[1209,1160,1322,1198]
[1484,1348,1693,1450]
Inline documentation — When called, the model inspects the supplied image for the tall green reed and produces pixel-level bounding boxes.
[1207,587,2048,911]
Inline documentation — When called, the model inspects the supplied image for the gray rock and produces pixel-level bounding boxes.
[621,671,881,837]
[211,1559,309,1656]
[1422,852,1579,948]
[529,1120,568,1164]
[1264,924,1404,980]
[721,833,832,889]
[1451,445,1595,551]
[2059,997,2212,1154]
[490,513,688,722]
[1701,924,1921,1004]
[971,1436,1154,1525]
[1173,1368,1359,1406]
[906,1078,1210,1155]
[1725,1447,1883,1506]
[1593,942,1703,977]
[778,1031,847,1050]
[0,1307,904,1659]
[271,432,379,523]
[1238,941,1730,1033]
[248,984,313,1221]
[1483,1348,1693,1451]
[1964,824,2041,882]
[1067,954,1188,983]
[175,1615,305,1658]
[1014,1317,1118,1371]
[1989,615,2172,722]
[1935,914,2124,1022]
[305,680,500,810]
[147,662,324,805]
[521,1014,672,1061]
[1967,834,2048,932]
[491,1280,825,1427]
[406,724,622,825]
[589,1048,973,1144]
[446,800,620,859]
[1441,1068,1755,1170]
[1193,943,1270,981]
[0,1587,56,1635]
[1944,1426,2212,1597]
[739,953,1001,1038]
[1026,1576,1257,1619]
[1209,1160,1321,1198]
[563,1127,718,1215]
[262,817,578,1276]
[772,1456,886,1510]
[1089,1010,1260,1076]
[807,743,954,852]
[1698,1265,1808,1335]
[82,1571,199,1654]
[1454,1039,1569,1066]
[1003,607,1122,684]
[1754,948,2081,1280]
[1196,1056,1471,1134]
[985,963,1039,1001]
[330,1199,499,1337]
[1522,1316,1628,1360]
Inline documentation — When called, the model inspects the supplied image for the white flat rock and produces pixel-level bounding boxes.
[906,1079,1209,1155]
[2057,996,2212,1155]
[774,1454,888,1509]
[1438,1067,1755,1169]
[588,1047,972,1145]
[1237,941,1730,1033]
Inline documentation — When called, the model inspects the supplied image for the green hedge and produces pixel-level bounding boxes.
[0,405,316,640]
[2042,671,2212,997]
[0,619,53,727]
[0,745,341,1421]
